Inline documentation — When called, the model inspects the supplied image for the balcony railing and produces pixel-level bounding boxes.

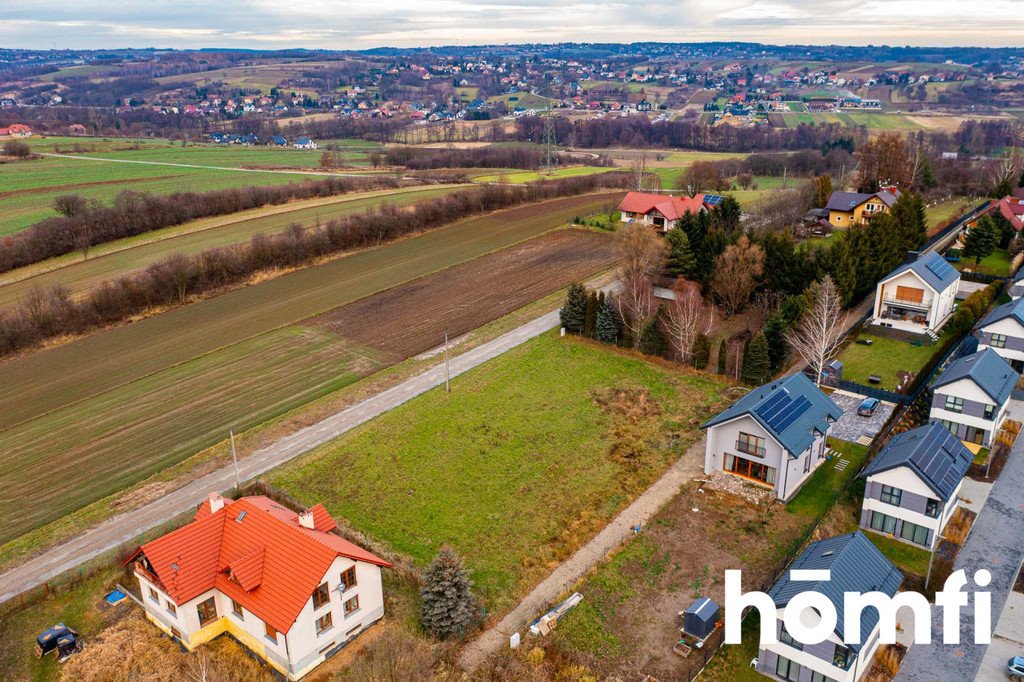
[735,440,766,457]
[881,295,931,311]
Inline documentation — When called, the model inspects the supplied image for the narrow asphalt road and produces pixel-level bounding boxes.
[457,437,706,671]
[896,432,1024,681]
[0,310,561,605]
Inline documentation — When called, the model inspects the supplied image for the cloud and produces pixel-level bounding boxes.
[2,0,1021,49]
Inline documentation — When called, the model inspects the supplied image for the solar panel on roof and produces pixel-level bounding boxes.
[704,194,723,206]
[925,256,955,281]
[754,390,790,423]
[771,395,812,432]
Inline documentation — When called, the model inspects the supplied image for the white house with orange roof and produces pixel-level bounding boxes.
[618,191,714,232]
[126,493,390,681]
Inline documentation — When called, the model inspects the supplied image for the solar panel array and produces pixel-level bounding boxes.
[925,255,957,282]
[754,390,812,434]
[908,427,969,499]
[704,194,723,206]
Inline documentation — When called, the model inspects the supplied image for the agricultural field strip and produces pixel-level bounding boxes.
[38,153,378,178]
[0,185,469,306]
[0,192,623,431]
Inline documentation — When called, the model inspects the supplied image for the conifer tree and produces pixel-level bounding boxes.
[963,216,999,265]
[717,338,727,374]
[741,332,771,385]
[559,282,588,334]
[420,547,477,640]
[595,297,619,344]
[691,332,711,369]
[583,291,599,337]
[665,228,696,278]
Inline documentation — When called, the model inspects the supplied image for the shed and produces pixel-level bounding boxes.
[683,597,719,639]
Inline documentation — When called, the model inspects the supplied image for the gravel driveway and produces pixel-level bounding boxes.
[827,390,896,444]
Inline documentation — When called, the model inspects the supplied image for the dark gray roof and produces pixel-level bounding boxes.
[932,348,1018,406]
[861,423,972,501]
[980,296,1024,329]
[825,189,900,212]
[701,373,843,457]
[881,251,959,292]
[768,532,903,653]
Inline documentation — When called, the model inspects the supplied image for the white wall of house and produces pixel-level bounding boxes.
[978,317,1024,363]
[872,270,955,333]
[759,606,882,682]
[930,378,1007,446]
[862,466,960,542]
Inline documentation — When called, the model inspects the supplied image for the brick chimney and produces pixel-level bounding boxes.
[298,510,315,529]
[208,492,225,514]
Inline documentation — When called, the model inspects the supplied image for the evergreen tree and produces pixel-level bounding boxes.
[691,332,711,369]
[420,547,477,640]
[711,196,742,233]
[759,230,815,295]
[963,216,999,264]
[717,338,727,374]
[921,156,936,188]
[595,297,619,344]
[583,291,599,337]
[764,295,806,373]
[890,192,928,254]
[665,228,696,278]
[680,211,705,257]
[818,234,857,306]
[639,313,667,357]
[559,282,588,334]
[813,175,833,209]
[697,228,729,284]
[740,332,771,385]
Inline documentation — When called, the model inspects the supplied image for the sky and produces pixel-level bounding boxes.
[3,0,1023,50]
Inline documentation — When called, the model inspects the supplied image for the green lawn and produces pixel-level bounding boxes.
[270,333,725,614]
[838,331,944,391]
[470,166,617,184]
[956,248,1012,277]
[863,531,932,576]
[786,440,870,518]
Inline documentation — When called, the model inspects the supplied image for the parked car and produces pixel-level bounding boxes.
[1009,656,1024,681]
[857,397,880,417]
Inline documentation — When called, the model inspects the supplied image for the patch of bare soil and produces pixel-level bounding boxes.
[311,229,616,361]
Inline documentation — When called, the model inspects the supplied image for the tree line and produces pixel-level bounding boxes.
[0,172,631,358]
[0,175,419,274]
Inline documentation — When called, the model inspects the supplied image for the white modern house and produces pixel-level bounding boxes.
[859,423,973,548]
[702,373,842,501]
[755,532,904,682]
[127,494,390,681]
[871,251,960,335]
[976,296,1024,372]
[929,348,1018,447]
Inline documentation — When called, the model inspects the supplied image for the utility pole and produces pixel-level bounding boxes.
[444,333,451,393]
[229,430,240,492]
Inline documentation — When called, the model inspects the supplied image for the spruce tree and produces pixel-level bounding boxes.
[741,332,771,385]
[420,547,477,640]
[665,228,696,278]
[717,338,727,374]
[559,282,588,334]
[595,298,619,344]
[691,332,711,369]
[640,314,667,357]
[963,216,999,265]
[583,291,598,337]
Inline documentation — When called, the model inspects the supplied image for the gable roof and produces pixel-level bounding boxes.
[768,532,903,653]
[132,496,390,634]
[979,296,1024,329]
[618,191,707,221]
[861,423,972,501]
[702,372,843,457]
[880,251,959,293]
[932,348,1018,405]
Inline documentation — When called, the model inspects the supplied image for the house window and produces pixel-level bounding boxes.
[736,432,766,457]
[833,645,853,670]
[315,612,333,635]
[990,333,1007,349]
[344,595,360,616]
[167,602,177,617]
[803,454,811,474]
[940,419,958,436]
[870,511,897,534]
[340,567,357,592]
[148,587,159,604]
[723,453,776,485]
[775,654,801,681]
[265,622,277,641]
[944,396,964,414]
[984,404,995,420]
[196,597,218,627]
[232,599,243,618]
[780,624,802,651]
[312,582,330,610]
[926,499,941,518]
[810,673,837,682]
[879,485,902,506]
[965,426,986,445]
[900,521,930,546]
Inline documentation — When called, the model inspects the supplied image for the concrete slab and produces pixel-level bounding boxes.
[978,591,1024,681]
[959,477,994,515]
[828,390,896,443]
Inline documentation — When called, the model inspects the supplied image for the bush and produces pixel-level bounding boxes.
[2,140,31,158]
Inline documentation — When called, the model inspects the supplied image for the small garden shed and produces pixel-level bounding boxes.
[683,597,719,639]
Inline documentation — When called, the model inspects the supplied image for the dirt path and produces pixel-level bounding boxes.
[0,309,562,605]
[456,436,707,671]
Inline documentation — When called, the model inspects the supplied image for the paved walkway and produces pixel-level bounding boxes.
[457,437,706,671]
[0,310,561,605]
[896,430,1024,681]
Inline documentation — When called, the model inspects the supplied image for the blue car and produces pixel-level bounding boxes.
[1009,656,1024,680]
[857,397,880,417]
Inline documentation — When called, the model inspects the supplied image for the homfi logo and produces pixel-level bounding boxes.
[723,568,992,646]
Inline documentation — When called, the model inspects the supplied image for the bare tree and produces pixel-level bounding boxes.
[613,224,668,347]
[629,153,654,191]
[749,183,815,233]
[710,235,764,315]
[662,278,715,362]
[786,275,847,386]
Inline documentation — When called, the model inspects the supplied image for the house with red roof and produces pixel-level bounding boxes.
[618,191,710,232]
[976,194,1024,232]
[126,493,391,681]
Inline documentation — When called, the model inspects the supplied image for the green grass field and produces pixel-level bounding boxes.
[0,192,621,543]
[485,91,553,110]
[0,185,464,307]
[271,333,725,613]
[470,166,617,184]
[838,331,945,390]
[780,112,921,130]
[956,248,1012,277]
